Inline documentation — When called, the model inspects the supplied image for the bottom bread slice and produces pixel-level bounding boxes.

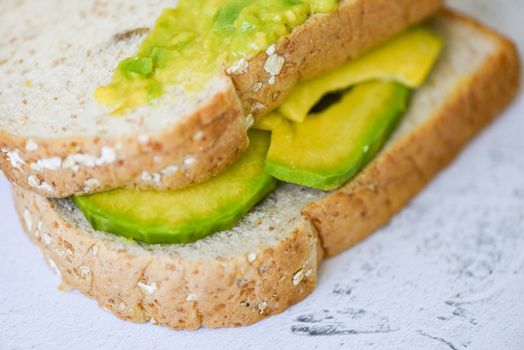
[12,9,520,330]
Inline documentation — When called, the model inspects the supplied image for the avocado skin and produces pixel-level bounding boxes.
[73,130,276,244]
[264,82,410,191]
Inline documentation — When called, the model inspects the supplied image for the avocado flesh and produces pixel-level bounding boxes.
[278,27,443,122]
[73,130,276,244]
[263,82,410,190]
[95,0,337,114]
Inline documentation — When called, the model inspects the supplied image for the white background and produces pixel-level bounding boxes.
[1,1,523,349]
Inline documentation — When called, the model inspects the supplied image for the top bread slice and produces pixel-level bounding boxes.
[0,0,443,198]
[12,10,520,329]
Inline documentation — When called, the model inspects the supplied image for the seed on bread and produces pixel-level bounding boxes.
[23,208,33,231]
[250,103,265,112]
[138,282,158,295]
[264,52,285,77]
[2,148,24,169]
[292,269,305,286]
[226,58,249,76]
[83,178,102,193]
[25,139,38,152]
[185,293,197,302]
[31,157,62,171]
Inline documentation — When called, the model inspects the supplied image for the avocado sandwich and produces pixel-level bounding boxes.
[1,0,520,330]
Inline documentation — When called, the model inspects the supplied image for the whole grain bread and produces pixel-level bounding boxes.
[0,0,442,198]
[12,10,520,329]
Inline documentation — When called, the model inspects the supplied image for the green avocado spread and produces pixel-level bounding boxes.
[96,0,338,114]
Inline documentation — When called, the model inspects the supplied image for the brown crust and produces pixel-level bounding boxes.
[305,9,521,257]
[233,0,444,119]
[13,187,323,329]
[0,83,249,198]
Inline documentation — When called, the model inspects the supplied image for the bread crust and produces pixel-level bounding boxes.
[13,187,323,329]
[305,9,521,257]
[233,0,444,119]
[0,0,443,198]
[8,10,521,330]
[0,82,249,198]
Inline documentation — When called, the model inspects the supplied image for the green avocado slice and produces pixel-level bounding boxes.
[278,26,443,122]
[263,81,410,190]
[73,130,276,244]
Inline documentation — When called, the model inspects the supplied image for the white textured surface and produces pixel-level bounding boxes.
[0,1,523,349]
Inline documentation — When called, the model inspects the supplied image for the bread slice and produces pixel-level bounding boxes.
[12,10,520,330]
[0,0,442,198]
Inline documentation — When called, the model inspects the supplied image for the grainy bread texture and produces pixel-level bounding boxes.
[0,0,248,198]
[0,0,442,198]
[232,0,444,119]
[12,11,520,329]
[14,184,323,330]
[307,9,521,257]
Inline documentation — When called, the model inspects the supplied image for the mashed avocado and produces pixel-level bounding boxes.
[96,0,338,114]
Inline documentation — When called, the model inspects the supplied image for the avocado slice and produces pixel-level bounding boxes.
[73,130,276,244]
[263,81,409,190]
[279,27,443,122]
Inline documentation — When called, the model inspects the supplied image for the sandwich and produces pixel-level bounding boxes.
[1,0,520,330]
